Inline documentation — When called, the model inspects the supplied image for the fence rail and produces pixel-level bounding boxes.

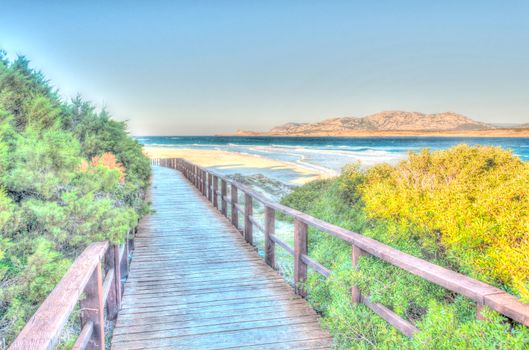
[9,229,135,350]
[155,157,529,337]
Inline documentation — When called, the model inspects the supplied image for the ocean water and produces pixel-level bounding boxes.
[138,136,529,175]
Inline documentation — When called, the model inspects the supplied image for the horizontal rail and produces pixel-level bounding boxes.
[301,254,331,278]
[270,234,294,256]
[361,295,420,337]
[156,157,529,336]
[72,321,93,350]
[248,215,265,234]
[9,226,137,350]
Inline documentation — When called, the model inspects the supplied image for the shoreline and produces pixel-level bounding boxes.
[224,128,529,138]
[143,146,330,185]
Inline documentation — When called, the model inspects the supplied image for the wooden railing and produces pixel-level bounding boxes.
[8,229,135,350]
[156,157,529,337]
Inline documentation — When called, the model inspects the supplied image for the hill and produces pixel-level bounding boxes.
[233,111,529,137]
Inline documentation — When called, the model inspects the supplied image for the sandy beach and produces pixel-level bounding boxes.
[143,146,329,185]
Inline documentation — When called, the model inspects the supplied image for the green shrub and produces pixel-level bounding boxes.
[281,146,529,349]
[0,51,150,344]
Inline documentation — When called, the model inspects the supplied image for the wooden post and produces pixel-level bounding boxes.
[197,168,200,191]
[264,206,275,268]
[80,263,105,350]
[294,219,308,297]
[351,244,362,304]
[244,194,253,245]
[104,246,121,320]
[221,180,227,216]
[231,184,239,229]
[477,304,485,320]
[121,236,129,281]
[208,173,213,201]
[202,169,207,195]
[213,176,218,209]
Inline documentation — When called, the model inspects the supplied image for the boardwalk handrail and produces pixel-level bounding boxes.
[9,230,135,350]
[155,157,529,337]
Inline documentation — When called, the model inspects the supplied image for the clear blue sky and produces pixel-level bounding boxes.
[1,1,528,135]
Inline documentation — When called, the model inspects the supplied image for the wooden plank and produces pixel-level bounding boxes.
[244,194,253,245]
[351,245,362,304]
[114,301,314,329]
[248,214,265,234]
[264,206,276,268]
[361,295,419,337]
[9,242,108,350]
[213,175,218,209]
[484,292,529,326]
[112,323,327,350]
[111,166,331,349]
[221,179,227,216]
[113,245,123,307]
[270,234,294,256]
[79,262,105,350]
[294,219,308,297]
[301,254,331,278]
[72,321,94,350]
[102,267,115,307]
[208,173,212,201]
[231,185,239,228]
[103,246,117,320]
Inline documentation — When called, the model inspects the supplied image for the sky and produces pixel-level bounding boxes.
[1,1,528,135]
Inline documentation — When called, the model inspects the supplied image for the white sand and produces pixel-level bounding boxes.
[143,147,328,185]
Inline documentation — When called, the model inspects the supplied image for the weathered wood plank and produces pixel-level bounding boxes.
[294,219,308,297]
[111,166,331,350]
[9,242,108,350]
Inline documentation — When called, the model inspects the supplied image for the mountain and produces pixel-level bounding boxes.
[237,111,494,136]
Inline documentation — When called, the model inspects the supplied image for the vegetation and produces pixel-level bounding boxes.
[281,145,529,349]
[0,52,150,345]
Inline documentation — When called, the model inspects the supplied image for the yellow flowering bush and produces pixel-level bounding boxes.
[361,145,529,300]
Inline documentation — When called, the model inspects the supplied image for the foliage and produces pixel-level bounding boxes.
[0,51,150,344]
[281,146,529,349]
[361,145,529,299]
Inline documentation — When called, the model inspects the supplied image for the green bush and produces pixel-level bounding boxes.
[0,51,150,344]
[281,146,529,349]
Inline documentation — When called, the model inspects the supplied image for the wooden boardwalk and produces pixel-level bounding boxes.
[111,166,333,350]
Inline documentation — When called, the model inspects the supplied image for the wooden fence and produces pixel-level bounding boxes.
[8,229,135,350]
[156,157,529,337]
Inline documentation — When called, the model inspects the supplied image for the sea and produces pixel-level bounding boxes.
[138,136,529,176]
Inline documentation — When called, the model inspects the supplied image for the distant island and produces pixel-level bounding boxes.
[232,111,529,137]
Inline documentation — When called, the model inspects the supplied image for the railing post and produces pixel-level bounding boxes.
[202,169,207,195]
[294,219,308,297]
[264,206,275,268]
[221,180,227,216]
[197,167,201,192]
[213,176,218,209]
[121,233,129,281]
[208,173,213,201]
[244,194,253,245]
[351,244,362,304]
[104,246,121,320]
[231,184,239,229]
[80,262,105,350]
[477,304,485,321]
[196,166,200,188]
